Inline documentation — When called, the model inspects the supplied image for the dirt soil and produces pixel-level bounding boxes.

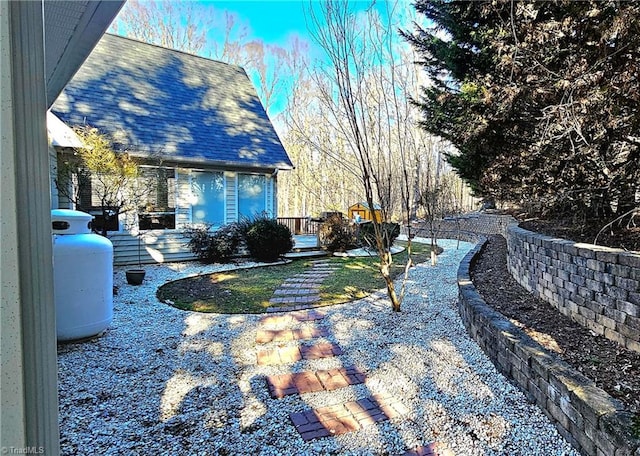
[471,235,640,415]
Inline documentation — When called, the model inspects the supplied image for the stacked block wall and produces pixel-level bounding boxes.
[506,225,640,354]
[458,240,640,456]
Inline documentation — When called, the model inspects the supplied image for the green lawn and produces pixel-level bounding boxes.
[156,241,436,314]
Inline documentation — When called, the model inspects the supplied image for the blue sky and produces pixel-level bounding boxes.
[199,1,403,116]
[112,1,417,69]
[205,1,312,46]
[203,1,402,50]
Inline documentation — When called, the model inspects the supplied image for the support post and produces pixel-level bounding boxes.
[1,1,60,453]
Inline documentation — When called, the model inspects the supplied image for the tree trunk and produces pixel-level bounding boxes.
[431,237,438,266]
[380,252,401,312]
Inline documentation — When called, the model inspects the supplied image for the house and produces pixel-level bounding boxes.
[51,33,293,265]
[348,201,382,222]
[2,1,126,450]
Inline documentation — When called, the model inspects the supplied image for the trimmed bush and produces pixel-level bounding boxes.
[184,223,242,263]
[242,215,293,262]
[358,221,400,250]
[319,214,358,252]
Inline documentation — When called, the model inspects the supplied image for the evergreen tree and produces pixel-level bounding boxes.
[404,0,640,222]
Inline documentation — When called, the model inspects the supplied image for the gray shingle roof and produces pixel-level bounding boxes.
[51,33,293,170]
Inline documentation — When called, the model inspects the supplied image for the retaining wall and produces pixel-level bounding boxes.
[406,230,483,244]
[506,224,640,354]
[458,240,640,456]
[412,213,514,237]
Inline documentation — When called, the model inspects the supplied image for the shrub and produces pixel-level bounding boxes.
[242,215,293,262]
[358,221,400,251]
[319,214,358,252]
[184,223,242,263]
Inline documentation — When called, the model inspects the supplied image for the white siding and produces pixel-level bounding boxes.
[225,171,238,222]
[110,230,196,265]
[175,168,191,228]
[266,174,275,216]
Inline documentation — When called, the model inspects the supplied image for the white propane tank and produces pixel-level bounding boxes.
[52,209,113,342]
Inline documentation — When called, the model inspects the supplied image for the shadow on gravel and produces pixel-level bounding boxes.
[57,240,575,455]
[57,276,253,454]
[241,309,403,454]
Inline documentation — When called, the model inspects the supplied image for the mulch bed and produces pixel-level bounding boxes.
[519,219,640,252]
[470,235,640,415]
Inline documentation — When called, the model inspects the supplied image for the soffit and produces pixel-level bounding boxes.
[44,0,124,107]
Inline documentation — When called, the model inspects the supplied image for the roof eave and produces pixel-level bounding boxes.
[45,1,125,108]
[129,153,294,172]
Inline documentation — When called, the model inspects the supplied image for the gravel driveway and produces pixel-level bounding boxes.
[57,240,578,456]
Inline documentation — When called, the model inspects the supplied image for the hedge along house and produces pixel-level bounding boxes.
[51,34,293,265]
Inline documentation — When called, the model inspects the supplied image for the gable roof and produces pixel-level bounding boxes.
[350,201,382,211]
[51,33,293,170]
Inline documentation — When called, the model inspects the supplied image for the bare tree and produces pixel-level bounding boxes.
[305,0,421,312]
[415,132,478,260]
[111,0,210,54]
[418,162,445,266]
[212,10,252,64]
[280,48,365,217]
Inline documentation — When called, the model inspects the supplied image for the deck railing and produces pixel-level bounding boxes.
[277,217,320,235]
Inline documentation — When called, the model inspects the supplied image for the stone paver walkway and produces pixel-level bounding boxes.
[259,310,326,327]
[290,393,410,441]
[266,367,366,398]
[254,269,453,455]
[256,342,344,366]
[267,260,339,311]
[256,326,330,343]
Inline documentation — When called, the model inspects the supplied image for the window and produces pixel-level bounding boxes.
[238,174,266,219]
[191,171,225,225]
[137,167,176,230]
[66,164,176,232]
[77,173,120,232]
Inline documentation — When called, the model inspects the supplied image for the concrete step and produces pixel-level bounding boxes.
[284,250,328,259]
